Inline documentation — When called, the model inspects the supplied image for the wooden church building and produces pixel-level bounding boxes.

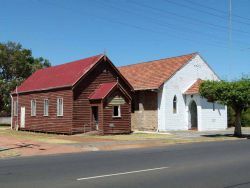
[11,54,133,134]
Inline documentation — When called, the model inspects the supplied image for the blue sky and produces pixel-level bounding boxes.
[0,0,249,80]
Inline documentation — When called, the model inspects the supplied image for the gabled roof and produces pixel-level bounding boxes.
[184,79,203,94]
[118,53,197,90]
[15,54,104,93]
[89,82,117,100]
[89,82,131,101]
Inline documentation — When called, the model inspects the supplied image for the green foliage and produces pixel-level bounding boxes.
[199,77,250,136]
[0,41,51,116]
[199,78,250,110]
[0,79,22,116]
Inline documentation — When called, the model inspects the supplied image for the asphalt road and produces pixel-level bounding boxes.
[0,140,250,188]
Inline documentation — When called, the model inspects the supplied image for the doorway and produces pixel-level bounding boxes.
[20,107,25,128]
[189,101,197,129]
[91,106,99,130]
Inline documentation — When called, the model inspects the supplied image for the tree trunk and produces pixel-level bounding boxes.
[234,110,242,137]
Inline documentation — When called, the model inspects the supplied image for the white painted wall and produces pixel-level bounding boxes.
[157,54,227,131]
[199,97,227,131]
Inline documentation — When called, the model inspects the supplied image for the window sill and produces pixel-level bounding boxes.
[112,116,121,119]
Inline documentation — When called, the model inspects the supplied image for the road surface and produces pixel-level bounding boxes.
[1,140,250,188]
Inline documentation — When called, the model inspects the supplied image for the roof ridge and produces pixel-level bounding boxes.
[119,52,198,68]
[40,54,104,71]
[15,54,105,94]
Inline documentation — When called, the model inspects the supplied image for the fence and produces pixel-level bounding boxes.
[0,117,11,125]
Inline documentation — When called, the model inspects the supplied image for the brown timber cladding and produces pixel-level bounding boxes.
[12,89,73,134]
[12,59,132,134]
[103,90,131,134]
[72,59,131,134]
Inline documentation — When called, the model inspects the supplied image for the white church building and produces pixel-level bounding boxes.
[119,52,227,131]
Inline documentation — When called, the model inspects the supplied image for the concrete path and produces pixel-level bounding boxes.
[169,127,250,138]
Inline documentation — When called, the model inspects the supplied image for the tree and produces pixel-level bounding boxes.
[199,78,250,137]
[0,41,51,116]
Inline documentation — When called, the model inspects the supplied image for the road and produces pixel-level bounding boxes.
[0,140,250,188]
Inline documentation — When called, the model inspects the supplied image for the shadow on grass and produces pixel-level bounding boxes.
[0,143,42,152]
[201,134,250,139]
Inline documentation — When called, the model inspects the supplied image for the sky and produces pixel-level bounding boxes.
[0,0,249,80]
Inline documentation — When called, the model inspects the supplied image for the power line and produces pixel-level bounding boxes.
[93,0,250,47]
[130,0,250,35]
[185,0,250,22]
[37,0,247,51]
[163,0,250,26]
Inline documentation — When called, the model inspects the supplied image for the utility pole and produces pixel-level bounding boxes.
[229,0,232,80]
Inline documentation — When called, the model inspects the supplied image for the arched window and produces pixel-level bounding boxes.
[173,95,177,114]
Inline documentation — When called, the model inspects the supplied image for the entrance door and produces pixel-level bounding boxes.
[20,107,25,128]
[189,101,197,129]
[91,106,99,130]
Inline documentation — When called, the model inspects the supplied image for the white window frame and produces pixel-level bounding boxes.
[31,99,36,116]
[173,95,177,114]
[112,105,121,118]
[57,98,63,117]
[13,101,18,116]
[44,99,49,116]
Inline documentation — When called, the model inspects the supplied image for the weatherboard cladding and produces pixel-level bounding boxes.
[72,60,131,134]
[12,89,73,134]
[103,90,131,134]
[12,55,132,134]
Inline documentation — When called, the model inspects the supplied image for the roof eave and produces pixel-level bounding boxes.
[105,56,134,92]
[134,88,159,91]
[72,54,105,88]
[88,82,117,100]
[184,92,199,95]
[11,85,72,95]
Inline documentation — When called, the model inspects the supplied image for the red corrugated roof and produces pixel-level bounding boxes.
[118,53,197,90]
[89,82,117,100]
[16,54,104,93]
[184,79,203,94]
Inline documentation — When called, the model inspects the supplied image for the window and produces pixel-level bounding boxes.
[57,98,63,116]
[31,100,36,116]
[113,105,121,117]
[173,95,177,114]
[44,99,49,116]
[13,101,18,116]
